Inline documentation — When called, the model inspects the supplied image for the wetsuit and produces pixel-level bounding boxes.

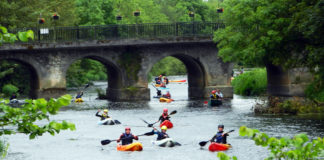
[150,130,169,140]
[157,90,162,96]
[158,114,170,123]
[95,111,110,120]
[117,133,138,145]
[211,131,228,144]
[76,92,83,99]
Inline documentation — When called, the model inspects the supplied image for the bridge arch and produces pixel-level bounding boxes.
[64,55,124,100]
[146,53,206,99]
[0,58,40,99]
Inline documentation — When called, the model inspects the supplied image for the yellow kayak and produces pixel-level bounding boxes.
[117,142,143,151]
[75,98,84,102]
[159,97,174,103]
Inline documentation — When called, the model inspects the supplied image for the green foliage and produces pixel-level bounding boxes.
[0,139,9,159]
[231,68,267,96]
[0,26,33,45]
[238,126,324,160]
[148,56,186,80]
[1,84,19,98]
[0,0,78,28]
[0,95,75,139]
[0,60,34,96]
[214,0,324,71]
[217,152,237,160]
[305,74,324,103]
[66,59,107,87]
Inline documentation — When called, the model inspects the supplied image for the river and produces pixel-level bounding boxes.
[4,76,324,160]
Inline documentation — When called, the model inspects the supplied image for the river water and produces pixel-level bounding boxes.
[5,76,324,160]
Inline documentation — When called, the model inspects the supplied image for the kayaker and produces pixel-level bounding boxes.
[154,108,170,124]
[162,91,171,99]
[156,79,161,85]
[10,93,17,100]
[210,90,217,100]
[150,126,169,140]
[163,76,169,84]
[210,125,228,144]
[117,127,139,145]
[160,82,166,88]
[95,109,110,120]
[157,89,162,97]
[216,89,223,100]
[76,91,83,99]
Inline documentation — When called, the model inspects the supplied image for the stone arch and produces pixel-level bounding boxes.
[64,55,123,100]
[147,54,206,99]
[0,57,40,99]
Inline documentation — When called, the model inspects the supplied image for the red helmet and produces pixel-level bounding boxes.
[125,127,131,131]
[163,108,168,112]
[212,90,216,94]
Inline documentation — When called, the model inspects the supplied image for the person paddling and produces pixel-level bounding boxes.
[96,109,110,120]
[216,89,223,100]
[210,125,229,144]
[210,90,217,100]
[153,108,171,125]
[117,127,139,145]
[162,91,171,99]
[150,126,169,140]
[76,91,83,99]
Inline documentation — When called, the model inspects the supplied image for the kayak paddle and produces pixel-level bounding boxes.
[199,130,235,147]
[101,132,154,145]
[141,110,177,127]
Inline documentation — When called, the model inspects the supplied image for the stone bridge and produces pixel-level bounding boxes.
[0,22,309,100]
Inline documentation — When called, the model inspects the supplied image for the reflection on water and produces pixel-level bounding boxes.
[5,76,324,160]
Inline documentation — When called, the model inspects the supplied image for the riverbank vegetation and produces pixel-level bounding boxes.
[217,126,324,160]
[148,56,186,81]
[231,68,267,96]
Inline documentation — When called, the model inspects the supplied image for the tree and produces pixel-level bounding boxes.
[214,0,324,70]
[0,95,75,139]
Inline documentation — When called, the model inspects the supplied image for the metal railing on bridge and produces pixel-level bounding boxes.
[9,22,224,43]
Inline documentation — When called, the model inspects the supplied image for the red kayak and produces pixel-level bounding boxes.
[208,143,231,151]
[160,120,173,129]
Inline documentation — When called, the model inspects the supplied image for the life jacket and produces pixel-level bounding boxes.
[211,93,217,99]
[121,133,134,145]
[215,131,227,144]
[102,113,108,118]
[160,113,170,123]
[157,132,169,140]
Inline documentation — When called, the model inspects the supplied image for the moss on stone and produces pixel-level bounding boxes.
[117,51,141,81]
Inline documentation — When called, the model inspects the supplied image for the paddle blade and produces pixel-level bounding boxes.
[101,139,111,145]
[170,110,177,115]
[199,141,209,147]
[143,132,154,136]
[114,120,121,125]
[227,130,235,133]
[140,118,150,125]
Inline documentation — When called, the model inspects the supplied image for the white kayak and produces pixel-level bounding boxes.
[97,118,118,125]
[152,138,181,147]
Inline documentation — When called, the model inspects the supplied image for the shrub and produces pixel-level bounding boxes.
[231,68,267,96]
[2,84,19,97]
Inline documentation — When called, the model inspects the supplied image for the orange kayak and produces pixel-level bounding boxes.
[159,97,174,103]
[117,142,143,151]
[208,143,231,151]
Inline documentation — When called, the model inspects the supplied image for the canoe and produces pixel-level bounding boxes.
[97,118,115,125]
[159,97,174,103]
[209,99,222,106]
[75,98,84,103]
[208,143,231,152]
[117,142,143,151]
[169,80,186,83]
[160,120,173,129]
[152,138,180,147]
